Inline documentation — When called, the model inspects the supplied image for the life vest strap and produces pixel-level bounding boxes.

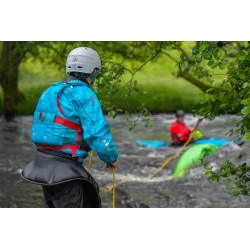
[57,93,65,117]
[36,143,89,158]
[56,90,83,144]
[54,116,83,143]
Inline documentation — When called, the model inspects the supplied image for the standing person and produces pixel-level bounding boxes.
[21,47,118,208]
[170,110,196,146]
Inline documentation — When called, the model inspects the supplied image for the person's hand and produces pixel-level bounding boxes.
[106,159,118,170]
[190,126,197,132]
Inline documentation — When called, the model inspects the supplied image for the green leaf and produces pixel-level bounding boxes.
[237,52,246,61]
[210,62,218,69]
[189,55,196,61]
[241,98,250,105]
[239,73,246,80]
[205,171,211,176]
[199,44,206,52]
[236,180,243,187]
[241,106,250,115]
[108,111,115,116]
[219,64,226,70]
[229,187,236,191]
[180,54,185,59]
[241,190,248,196]
[203,51,211,59]
[207,60,214,66]
[220,103,227,108]
[213,50,219,58]
[196,57,202,63]
[192,46,199,55]
[244,132,250,141]
[231,78,238,84]
[179,60,186,69]
[232,191,241,196]
[205,88,214,93]
[224,179,232,184]
[221,58,229,65]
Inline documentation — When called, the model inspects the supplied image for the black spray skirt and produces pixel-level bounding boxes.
[21,149,101,207]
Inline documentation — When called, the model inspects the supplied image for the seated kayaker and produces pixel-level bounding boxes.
[170,110,196,146]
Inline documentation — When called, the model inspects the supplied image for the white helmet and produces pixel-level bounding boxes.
[66,47,101,74]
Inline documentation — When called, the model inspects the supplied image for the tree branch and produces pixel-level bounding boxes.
[177,70,230,93]
[177,70,212,92]
[129,41,163,83]
[105,60,133,74]
[116,42,164,101]
[119,42,139,65]
[41,42,69,59]
[164,52,178,63]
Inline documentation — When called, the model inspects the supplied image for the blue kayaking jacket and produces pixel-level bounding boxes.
[31,76,118,163]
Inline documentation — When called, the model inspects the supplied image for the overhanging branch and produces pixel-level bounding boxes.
[177,70,211,92]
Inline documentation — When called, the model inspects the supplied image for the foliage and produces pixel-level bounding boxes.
[179,41,250,196]
[202,159,250,196]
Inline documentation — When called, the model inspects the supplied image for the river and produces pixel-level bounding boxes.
[0,114,249,208]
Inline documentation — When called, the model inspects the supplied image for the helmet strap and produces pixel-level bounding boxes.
[90,69,100,86]
[90,72,95,84]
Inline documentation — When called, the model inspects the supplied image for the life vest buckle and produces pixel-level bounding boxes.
[71,144,77,158]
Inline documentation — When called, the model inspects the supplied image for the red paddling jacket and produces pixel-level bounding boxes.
[170,121,190,143]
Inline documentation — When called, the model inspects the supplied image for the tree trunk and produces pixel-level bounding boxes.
[0,42,25,120]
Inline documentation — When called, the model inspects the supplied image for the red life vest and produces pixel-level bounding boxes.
[170,121,190,143]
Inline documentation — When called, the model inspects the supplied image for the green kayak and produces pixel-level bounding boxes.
[173,143,219,179]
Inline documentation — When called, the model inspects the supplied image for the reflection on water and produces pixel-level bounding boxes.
[0,114,249,208]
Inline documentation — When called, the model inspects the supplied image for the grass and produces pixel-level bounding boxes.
[0,49,207,115]
[117,79,204,113]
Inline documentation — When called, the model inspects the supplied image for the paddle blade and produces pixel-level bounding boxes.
[193,130,203,139]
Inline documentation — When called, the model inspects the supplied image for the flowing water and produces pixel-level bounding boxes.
[0,114,249,208]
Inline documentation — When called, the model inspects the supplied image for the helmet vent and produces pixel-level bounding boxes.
[68,66,71,68]
[78,66,83,69]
